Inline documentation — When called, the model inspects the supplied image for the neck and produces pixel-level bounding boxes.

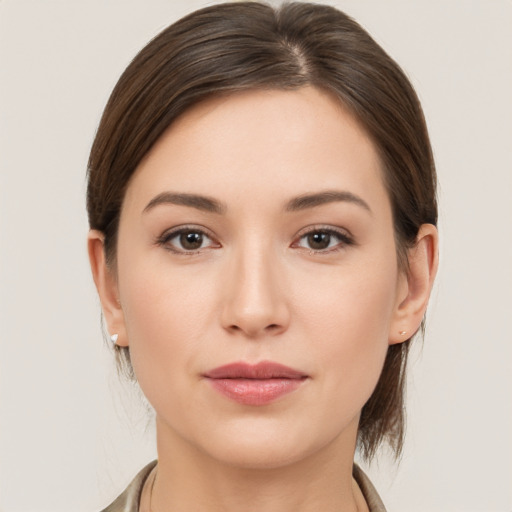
[146,416,368,512]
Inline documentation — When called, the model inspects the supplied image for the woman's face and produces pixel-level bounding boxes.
[113,86,409,468]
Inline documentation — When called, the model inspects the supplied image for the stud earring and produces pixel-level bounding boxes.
[110,333,119,344]
[399,330,407,336]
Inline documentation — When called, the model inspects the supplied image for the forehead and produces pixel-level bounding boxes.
[124,86,388,214]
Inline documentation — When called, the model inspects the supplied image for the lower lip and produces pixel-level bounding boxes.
[206,378,305,405]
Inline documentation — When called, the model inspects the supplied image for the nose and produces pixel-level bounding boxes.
[220,243,290,339]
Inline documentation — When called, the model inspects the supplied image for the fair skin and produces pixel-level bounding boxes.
[89,86,438,512]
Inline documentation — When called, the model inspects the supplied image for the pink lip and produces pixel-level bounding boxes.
[203,361,308,406]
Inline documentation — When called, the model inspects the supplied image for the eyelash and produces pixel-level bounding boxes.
[156,225,354,255]
[292,226,354,254]
[156,225,219,255]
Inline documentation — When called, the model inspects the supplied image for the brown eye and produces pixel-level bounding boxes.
[306,232,331,250]
[179,231,203,250]
[158,227,218,253]
[295,228,353,253]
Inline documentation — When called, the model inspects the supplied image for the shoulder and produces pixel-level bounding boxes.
[353,464,387,512]
[100,460,157,512]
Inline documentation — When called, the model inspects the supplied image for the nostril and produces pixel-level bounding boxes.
[227,323,282,336]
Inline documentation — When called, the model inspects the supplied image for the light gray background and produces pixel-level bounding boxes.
[1,1,511,511]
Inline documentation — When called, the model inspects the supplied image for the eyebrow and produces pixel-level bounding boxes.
[285,190,372,214]
[143,189,371,215]
[143,192,227,215]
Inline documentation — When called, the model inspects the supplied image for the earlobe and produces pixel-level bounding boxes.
[87,230,128,347]
[389,223,439,345]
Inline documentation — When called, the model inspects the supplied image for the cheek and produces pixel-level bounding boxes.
[117,254,218,404]
[293,257,398,407]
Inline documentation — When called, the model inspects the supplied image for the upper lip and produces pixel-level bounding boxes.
[203,361,308,380]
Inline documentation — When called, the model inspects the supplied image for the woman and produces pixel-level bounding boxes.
[87,2,438,511]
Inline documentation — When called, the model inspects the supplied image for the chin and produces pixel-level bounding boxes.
[191,416,348,471]
[208,438,312,470]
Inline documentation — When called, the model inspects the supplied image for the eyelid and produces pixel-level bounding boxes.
[294,224,353,239]
[291,224,355,253]
[155,223,354,255]
[156,224,221,254]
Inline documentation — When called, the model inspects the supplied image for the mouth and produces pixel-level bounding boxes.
[203,361,309,406]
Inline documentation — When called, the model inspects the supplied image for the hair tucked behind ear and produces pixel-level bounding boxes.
[87,1,437,461]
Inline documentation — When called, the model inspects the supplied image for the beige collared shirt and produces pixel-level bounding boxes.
[101,460,386,512]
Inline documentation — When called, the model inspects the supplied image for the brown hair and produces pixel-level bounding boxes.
[87,1,437,461]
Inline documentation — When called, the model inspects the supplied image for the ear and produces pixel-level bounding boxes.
[87,230,128,347]
[389,223,439,345]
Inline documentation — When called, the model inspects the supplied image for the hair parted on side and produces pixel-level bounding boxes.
[87,1,437,462]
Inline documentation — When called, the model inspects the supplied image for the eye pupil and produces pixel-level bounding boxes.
[308,232,330,250]
[180,231,203,250]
